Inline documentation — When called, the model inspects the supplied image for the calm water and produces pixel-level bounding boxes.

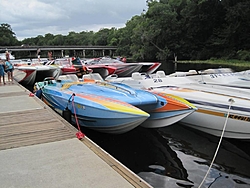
[80,124,250,188]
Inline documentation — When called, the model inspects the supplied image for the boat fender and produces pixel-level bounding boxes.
[35,89,42,99]
[62,107,72,123]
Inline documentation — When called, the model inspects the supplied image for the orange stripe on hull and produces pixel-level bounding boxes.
[151,91,191,112]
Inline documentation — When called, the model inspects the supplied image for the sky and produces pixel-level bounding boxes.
[0,0,147,41]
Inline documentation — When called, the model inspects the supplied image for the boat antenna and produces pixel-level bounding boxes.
[200,69,206,84]
[198,98,235,188]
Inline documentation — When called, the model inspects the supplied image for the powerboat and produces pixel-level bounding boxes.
[45,57,91,77]
[107,71,250,139]
[169,68,250,89]
[47,57,117,79]
[13,64,61,86]
[34,75,150,134]
[84,57,161,77]
[81,73,196,128]
[86,64,117,78]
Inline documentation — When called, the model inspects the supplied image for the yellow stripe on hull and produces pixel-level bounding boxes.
[197,108,225,117]
[197,108,250,122]
[66,91,149,117]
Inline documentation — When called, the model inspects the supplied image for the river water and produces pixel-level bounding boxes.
[80,123,250,188]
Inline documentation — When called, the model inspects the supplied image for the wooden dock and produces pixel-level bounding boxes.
[0,82,152,188]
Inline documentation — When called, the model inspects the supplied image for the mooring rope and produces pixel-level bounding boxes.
[198,98,235,188]
[71,93,85,139]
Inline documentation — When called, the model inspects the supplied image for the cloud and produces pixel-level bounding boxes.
[0,0,147,40]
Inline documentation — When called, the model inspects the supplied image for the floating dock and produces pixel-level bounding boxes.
[0,82,152,188]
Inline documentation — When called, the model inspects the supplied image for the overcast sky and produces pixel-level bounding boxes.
[0,0,147,41]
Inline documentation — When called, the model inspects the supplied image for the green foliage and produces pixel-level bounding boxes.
[2,0,250,62]
[236,50,250,61]
[0,23,19,46]
[178,59,250,68]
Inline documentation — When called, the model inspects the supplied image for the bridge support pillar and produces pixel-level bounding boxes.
[83,50,85,58]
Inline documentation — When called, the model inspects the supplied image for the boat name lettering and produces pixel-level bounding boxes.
[209,73,240,79]
[76,104,85,109]
[228,114,250,122]
[153,79,163,83]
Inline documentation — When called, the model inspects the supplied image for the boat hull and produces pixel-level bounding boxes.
[84,57,161,77]
[113,63,143,77]
[181,106,250,139]
[14,65,61,85]
[74,114,147,134]
[86,65,117,78]
[39,84,149,134]
[140,92,196,128]
[141,109,195,128]
[13,69,37,85]
[151,87,250,139]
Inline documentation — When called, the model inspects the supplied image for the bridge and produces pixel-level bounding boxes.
[0,45,118,58]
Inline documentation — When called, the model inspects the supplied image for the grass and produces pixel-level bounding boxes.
[177,59,250,68]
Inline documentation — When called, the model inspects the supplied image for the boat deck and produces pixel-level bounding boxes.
[0,82,151,188]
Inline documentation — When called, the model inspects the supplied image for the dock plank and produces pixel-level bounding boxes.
[0,86,77,151]
[0,108,76,150]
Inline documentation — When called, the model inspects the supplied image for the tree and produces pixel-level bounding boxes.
[0,23,19,46]
[92,28,110,45]
[217,0,250,59]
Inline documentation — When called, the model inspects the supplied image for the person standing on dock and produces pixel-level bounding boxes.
[5,60,14,83]
[5,51,10,61]
[0,58,6,85]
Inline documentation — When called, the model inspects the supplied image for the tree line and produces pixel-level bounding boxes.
[1,0,250,61]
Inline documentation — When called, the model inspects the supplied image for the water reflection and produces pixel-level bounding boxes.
[81,123,250,188]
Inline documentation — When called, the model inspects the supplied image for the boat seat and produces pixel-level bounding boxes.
[187,70,198,75]
[57,75,68,81]
[169,72,187,77]
[89,73,104,81]
[57,74,79,82]
[156,71,166,78]
[82,74,91,80]
[66,74,79,82]
[132,72,142,80]
[82,73,104,81]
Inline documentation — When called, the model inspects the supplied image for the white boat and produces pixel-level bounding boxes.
[106,71,250,139]
[169,68,250,89]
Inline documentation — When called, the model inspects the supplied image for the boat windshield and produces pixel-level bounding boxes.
[72,57,83,65]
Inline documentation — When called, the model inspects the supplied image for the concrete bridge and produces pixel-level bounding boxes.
[0,45,118,59]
